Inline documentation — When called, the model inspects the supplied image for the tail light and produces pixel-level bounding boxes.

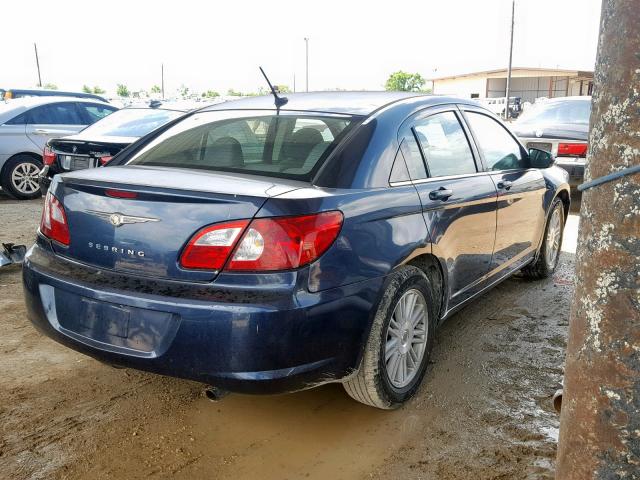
[43,146,56,166]
[557,143,588,157]
[99,156,113,166]
[40,192,70,246]
[179,211,343,271]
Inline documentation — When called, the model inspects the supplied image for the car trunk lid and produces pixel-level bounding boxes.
[52,165,303,281]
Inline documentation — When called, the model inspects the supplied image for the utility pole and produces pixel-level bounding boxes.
[304,37,309,92]
[161,63,165,99]
[555,0,640,478]
[34,43,42,88]
[504,0,515,120]
[293,73,296,93]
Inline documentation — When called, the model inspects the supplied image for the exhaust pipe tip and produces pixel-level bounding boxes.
[553,389,563,413]
[204,386,229,402]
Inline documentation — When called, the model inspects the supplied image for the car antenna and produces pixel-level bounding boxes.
[259,66,288,111]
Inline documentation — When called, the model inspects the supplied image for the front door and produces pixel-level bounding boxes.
[462,109,547,272]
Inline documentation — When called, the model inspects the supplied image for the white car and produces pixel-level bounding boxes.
[0,97,117,199]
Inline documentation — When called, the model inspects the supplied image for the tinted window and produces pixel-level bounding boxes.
[413,112,476,177]
[465,112,526,170]
[516,99,590,125]
[5,112,27,125]
[81,103,117,123]
[80,108,183,137]
[29,103,85,125]
[127,111,355,181]
[399,136,427,180]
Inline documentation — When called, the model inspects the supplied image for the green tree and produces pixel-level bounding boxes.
[43,83,58,90]
[116,84,130,97]
[384,71,426,92]
[202,90,220,98]
[227,88,242,96]
[179,84,189,97]
[275,85,291,94]
[82,85,92,93]
[150,85,161,94]
[93,86,106,94]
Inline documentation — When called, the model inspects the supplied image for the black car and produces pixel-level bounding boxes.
[39,103,190,191]
[512,96,591,186]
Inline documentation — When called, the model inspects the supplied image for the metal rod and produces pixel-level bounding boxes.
[34,43,42,88]
[304,37,309,92]
[556,0,640,477]
[161,63,165,100]
[504,0,514,120]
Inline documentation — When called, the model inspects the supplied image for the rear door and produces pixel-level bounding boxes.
[397,106,498,305]
[25,102,87,150]
[461,107,547,272]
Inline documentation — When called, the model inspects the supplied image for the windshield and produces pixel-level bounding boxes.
[126,110,357,181]
[81,108,184,137]
[516,99,591,125]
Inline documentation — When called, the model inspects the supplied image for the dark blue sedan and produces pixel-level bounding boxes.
[23,92,570,409]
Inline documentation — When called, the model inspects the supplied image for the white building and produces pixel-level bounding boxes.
[431,67,593,103]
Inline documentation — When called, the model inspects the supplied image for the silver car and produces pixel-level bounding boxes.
[0,97,117,199]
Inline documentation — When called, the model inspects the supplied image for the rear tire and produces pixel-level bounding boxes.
[343,266,437,409]
[522,198,564,279]
[1,155,43,200]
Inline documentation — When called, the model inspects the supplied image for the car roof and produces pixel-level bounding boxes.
[0,96,113,124]
[202,91,438,116]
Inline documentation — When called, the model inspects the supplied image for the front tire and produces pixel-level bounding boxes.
[522,198,564,279]
[1,155,43,200]
[343,266,437,409]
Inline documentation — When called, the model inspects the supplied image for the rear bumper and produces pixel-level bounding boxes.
[555,157,585,187]
[22,244,382,394]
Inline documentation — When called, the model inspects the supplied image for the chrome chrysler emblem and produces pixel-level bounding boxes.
[87,210,160,227]
[535,129,544,138]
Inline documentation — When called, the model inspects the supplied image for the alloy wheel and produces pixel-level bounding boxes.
[384,289,428,388]
[545,207,562,268]
[11,162,41,195]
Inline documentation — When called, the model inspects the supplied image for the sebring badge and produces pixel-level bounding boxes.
[87,210,160,227]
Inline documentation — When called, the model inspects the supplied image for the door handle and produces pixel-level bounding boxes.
[34,129,54,135]
[429,187,453,201]
[497,180,513,190]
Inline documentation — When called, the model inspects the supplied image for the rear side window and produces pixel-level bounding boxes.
[413,112,477,177]
[81,103,117,123]
[5,112,27,125]
[127,111,356,181]
[465,112,526,170]
[399,135,427,180]
[28,103,85,125]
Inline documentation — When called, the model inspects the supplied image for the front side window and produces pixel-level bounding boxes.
[413,112,477,177]
[465,112,526,171]
[81,103,117,123]
[127,111,356,181]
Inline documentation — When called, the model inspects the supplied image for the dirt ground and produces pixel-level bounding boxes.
[0,193,580,480]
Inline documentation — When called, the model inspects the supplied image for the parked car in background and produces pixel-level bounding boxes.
[1,88,109,103]
[512,96,591,186]
[479,96,522,119]
[24,92,569,409]
[39,101,193,192]
[0,97,117,199]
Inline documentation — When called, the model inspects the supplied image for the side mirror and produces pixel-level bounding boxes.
[529,148,555,168]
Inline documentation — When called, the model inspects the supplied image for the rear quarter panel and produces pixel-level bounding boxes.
[258,185,428,292]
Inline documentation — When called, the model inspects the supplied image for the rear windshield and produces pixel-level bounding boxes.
[126,110,357,181]
[517,99,591,125]
[82,108,184,137]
